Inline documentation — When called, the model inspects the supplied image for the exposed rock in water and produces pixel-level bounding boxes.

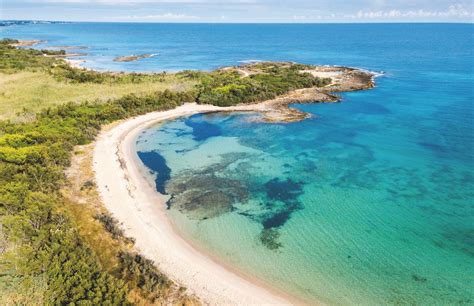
[49,45,89,50]
[114,54,156,62]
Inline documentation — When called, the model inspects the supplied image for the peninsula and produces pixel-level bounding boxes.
[0,38,374,304]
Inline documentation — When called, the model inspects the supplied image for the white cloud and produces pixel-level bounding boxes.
[8,0,474,22]
[347,4,473,19]
[291,3,473,21]
[292,15,307,20]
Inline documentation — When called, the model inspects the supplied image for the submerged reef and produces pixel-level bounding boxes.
[167,173,248,220]
[166,153,250,220]
[259,229,283,250]
[258,178,304,249]
[167,155,305,250]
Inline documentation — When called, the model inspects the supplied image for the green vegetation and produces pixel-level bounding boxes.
[117,252,173,302]
[0,39,59,72]
[0,89,195,304]
[0,71,194,120]
[0,39,332,304]
[1,39,165,84]
[1,39,331,119]
[196,63,331,106]
[0,39,196,119]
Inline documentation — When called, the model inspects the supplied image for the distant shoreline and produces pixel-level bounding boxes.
[11,39,44,47]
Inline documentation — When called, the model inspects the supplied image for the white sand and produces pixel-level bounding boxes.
[300,69,343,87]
[64,58,86,69]
[93,103,295,305]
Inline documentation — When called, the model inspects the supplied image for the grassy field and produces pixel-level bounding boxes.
[0,71,195,120]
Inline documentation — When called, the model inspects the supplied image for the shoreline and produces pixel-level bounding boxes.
[91,65,375,304]
[93,103,306,305]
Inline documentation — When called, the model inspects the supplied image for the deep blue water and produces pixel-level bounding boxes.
[136,151,170,194]
[3,22,473,304]
[1,23,472,73]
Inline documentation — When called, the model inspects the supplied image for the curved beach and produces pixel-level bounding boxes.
[91,65,375,304]
[93,103,298,305]
[3,21,472,306]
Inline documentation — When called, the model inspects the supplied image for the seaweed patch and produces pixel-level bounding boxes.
[260,229,283,250]
[262,209,294,229]
[255,178,304,249]
[265,178,303,203]
[167,174,249,220]
[161,151,306,250]
[165,153,253,220]
[411,274,428,283]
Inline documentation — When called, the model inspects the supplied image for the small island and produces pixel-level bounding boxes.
[114,53,156,62]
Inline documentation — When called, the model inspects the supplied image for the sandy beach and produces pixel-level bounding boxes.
[92,65,375,304]
[11,39,44,47]
[93,103,298,305]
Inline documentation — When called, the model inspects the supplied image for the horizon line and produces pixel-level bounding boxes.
[1,19,473,24]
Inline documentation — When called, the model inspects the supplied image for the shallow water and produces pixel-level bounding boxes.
[4,22,473,304]
[136,102,473,304]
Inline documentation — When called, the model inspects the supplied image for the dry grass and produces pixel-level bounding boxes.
[62,141,128,271]
[0,272,47,306]
[0,71,196,120]
[62,142,146,302]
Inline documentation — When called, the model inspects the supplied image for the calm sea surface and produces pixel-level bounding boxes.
[3,23,473,304]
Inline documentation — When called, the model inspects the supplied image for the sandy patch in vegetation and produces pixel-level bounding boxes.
[11,39,45,47]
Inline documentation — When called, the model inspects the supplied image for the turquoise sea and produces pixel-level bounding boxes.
[3,23,473,304]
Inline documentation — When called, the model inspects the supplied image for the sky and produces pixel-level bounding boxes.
[1,0,473,23]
